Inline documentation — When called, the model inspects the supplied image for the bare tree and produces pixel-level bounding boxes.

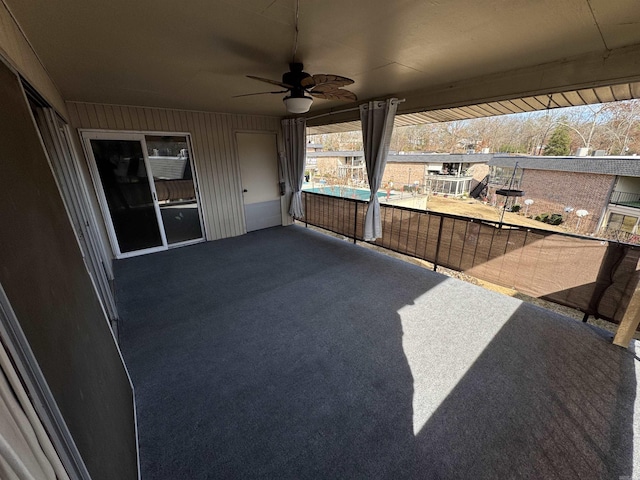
[308,99,640,156]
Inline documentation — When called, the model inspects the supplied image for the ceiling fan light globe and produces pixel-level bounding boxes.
[283,95,313,113]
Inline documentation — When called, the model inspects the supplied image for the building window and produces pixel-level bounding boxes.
[489,166,523,188]
[607,212,639,234]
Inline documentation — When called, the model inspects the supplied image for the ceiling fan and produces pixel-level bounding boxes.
[234,0,356,114]
[237,63,357,114]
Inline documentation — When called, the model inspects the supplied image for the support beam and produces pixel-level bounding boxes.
[613,286,640,348]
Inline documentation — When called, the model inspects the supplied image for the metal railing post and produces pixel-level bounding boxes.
[433,216,444,271]
[353,202,358,244]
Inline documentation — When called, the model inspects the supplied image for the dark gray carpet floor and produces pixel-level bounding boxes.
[115,225,639,479]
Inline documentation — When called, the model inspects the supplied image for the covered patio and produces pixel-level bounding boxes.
[116,225,640,479]
[4,0,640,477]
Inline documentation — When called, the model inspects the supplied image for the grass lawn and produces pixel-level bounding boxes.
[385,194,567,233]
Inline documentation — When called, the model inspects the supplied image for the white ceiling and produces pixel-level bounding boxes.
[6,0,640,120]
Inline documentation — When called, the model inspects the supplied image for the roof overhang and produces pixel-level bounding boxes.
[307,43,640,134]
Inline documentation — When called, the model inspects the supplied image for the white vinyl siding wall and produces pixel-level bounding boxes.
[66,102,281,241]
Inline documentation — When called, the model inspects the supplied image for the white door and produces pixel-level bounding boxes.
[236,132,282,231]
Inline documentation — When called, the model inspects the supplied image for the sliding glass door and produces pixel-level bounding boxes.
[145,136,203,245]
[83,132,204,258]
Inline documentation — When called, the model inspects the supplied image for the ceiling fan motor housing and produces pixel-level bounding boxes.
[283,63,311,98]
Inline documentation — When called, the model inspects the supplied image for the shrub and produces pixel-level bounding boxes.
[534,212,563,225]
[511,204,521,213]
[548,214,563,225]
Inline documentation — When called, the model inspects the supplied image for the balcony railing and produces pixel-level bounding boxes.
[610,190,640,208]
[301,190,640,326]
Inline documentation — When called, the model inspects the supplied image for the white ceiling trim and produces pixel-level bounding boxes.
[306,81,640,134]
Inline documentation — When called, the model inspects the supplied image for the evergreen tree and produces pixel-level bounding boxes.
[544,125,571,156]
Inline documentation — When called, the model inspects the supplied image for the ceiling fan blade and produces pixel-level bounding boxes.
[311,89,357,101]
[309,83,351,93]
[233,90,289,98]
[302,74,355,88]
[246,75,293,89]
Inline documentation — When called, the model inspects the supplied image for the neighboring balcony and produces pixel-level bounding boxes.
[425,174,473,197]
[610,190,640,208]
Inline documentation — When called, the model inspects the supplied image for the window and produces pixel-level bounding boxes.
[489,166,523,188]
[608,213,639,234]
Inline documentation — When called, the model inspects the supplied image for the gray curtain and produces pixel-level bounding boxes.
[360,98,399,240]
[282,118,307,219]
[0,339,69,480]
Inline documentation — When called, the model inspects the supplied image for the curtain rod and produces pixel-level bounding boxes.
[305,98,405,121]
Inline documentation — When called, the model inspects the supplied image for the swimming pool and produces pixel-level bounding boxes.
[304,186,388,201]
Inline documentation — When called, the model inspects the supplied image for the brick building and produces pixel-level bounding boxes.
[383,153,491,196]
[305,150,368,185]
[305,150,491,196]
[488,155,640,237]
[306,150,640,238]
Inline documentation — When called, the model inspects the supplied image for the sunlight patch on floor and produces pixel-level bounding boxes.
[398,277,521,435]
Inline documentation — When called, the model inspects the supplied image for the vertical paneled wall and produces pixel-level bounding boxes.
[66,102,281,241]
